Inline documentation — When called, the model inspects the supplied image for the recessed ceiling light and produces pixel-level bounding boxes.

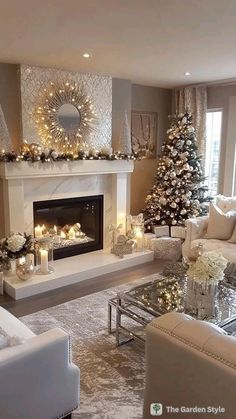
[184,72,191,76]
[83,53,91,58]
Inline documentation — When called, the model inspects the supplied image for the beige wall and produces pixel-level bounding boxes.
[0,63,22,149]
[130,84,172,214]
[207,84,236,195]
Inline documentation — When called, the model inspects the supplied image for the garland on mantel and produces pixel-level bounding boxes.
[0,143,141,163]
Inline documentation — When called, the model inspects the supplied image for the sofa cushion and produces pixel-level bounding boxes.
[216,195,236,213]
[192,239,236,263]
[0,307,35,340]
[228,223,236,243]
[205,203,236,240]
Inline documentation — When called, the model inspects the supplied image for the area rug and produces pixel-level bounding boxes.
[20,273,160,419]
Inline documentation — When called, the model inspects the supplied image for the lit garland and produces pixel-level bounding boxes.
[0,143,141,163]
[35,81,96,153]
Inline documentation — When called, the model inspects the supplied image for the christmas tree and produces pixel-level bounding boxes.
[143,112,209,231]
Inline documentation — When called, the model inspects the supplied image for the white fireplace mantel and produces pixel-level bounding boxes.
[0,160,134,240]
[0,160,134,179]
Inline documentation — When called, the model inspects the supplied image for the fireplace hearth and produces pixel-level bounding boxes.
[33,195,103,260]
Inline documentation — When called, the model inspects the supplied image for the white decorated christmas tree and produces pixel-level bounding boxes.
[143,112,210,231]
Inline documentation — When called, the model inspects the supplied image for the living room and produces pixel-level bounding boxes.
[0,1,236,418]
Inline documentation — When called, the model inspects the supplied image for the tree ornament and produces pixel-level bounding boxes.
[160,197,167,205]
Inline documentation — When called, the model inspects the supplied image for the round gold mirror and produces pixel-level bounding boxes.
[35,82,96,153]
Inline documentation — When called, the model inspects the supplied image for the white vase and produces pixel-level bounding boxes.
[185,277,217,320]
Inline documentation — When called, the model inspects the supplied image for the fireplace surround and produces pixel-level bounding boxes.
[33,195,103,260]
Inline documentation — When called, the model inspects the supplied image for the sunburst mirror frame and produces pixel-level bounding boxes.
[35,81,96,154]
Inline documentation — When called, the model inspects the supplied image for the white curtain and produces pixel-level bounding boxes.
[173,86,207,160]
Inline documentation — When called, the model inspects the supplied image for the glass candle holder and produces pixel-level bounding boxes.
[35,237,54,275]
[131,224,144,252]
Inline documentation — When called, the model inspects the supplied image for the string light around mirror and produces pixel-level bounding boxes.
[35,81,97,153]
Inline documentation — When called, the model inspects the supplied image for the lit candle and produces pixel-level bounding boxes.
[69,227,76,240]
[40,249,48,274]
[26,253,35,266]
[53,225,57,234]
[35,225,43,238]
[134,227,143,251]
[19,256,26,265]
[60,231,66,239]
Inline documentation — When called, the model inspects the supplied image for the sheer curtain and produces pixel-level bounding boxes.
[173,86,207,160]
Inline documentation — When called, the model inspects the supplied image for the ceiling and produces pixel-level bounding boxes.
[0,0,236,87]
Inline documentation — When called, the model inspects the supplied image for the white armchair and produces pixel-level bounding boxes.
[0,307,79,419]
[182,195,236,263]
[144,312,236,419]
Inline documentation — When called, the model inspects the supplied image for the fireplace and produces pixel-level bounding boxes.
[33,195,103,260]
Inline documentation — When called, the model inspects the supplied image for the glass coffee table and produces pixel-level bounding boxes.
[108,273,236,346]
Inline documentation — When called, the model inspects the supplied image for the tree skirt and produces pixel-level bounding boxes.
[20,274,160,419]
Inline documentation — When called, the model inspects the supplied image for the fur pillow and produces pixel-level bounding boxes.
[205,203,236,240]
[216,195,236,213]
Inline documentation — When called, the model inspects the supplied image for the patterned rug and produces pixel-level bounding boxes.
[21,273,160,419]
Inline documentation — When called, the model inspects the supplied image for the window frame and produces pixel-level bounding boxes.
[205,108,223,196]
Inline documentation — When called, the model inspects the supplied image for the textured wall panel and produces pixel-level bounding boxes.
[20,65,112,150]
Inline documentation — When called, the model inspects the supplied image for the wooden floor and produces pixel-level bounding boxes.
[0,259,166,318]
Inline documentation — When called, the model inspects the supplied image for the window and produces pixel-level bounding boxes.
[205,110,222,196]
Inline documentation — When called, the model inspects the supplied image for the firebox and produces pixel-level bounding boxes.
[33,195,103,260]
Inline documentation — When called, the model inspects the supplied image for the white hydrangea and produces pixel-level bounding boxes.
[187,251,228,284]
[7,234,26,253]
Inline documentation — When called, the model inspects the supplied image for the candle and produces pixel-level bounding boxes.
[60,231,66,239]
[35,225,43,238]
[53,225,57,234]
[19,256,26,265]
[40,249,48,274]
[69,227,76,240]
[134,227,143,251]
[26,253,35,266]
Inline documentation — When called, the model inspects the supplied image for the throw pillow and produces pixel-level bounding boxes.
[205,203,236,240]
[229,224,236,243]
[216,195,236,213]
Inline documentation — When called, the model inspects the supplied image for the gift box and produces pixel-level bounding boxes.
[153,225,170,237]
[171,226,186,239]
[149,237,182,261]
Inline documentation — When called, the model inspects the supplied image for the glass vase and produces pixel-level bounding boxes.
[35,237,54,275]
[185,277,217,320]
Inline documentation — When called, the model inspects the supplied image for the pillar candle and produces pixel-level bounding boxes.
[40,249,48,274]
[35,225,43,238]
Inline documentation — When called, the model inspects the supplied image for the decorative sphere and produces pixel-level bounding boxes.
[16,263,34,281]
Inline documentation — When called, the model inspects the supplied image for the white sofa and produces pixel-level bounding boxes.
[144,312,236,419]
[182,195,236,262]
[0,306,79,419]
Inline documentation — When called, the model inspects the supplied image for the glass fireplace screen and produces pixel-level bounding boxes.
[33,195,103,260]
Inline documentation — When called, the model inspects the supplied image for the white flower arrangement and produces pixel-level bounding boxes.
[6,234,26,253]
[187,251,228,284]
